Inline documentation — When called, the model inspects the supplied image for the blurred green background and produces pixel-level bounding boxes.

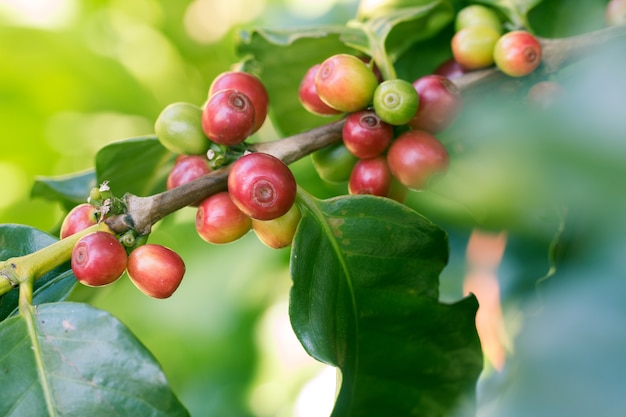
[0,0,358,416]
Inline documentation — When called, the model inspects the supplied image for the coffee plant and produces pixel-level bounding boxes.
[1,0,626,416]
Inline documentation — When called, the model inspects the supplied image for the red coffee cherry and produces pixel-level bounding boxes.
[71,231,128,287]
[60,203,99,239]
[195,191,252,244]
[209,71,269,133]
[228,152,297,220]
[386,130,449,190]
[315,54,378,112]
[493,30,542,77]
[127,244,186,299]
[167,155,211,190]
[342,109,393,159]
[348,156,393,197]
[409,74,463,133]
[434,58,468,80]
[298,64,343,116]
[202,89,256,146]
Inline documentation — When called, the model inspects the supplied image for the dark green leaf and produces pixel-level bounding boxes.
[95,135,173,198]
[0,302,189,416]
[237,27,354,135]
[0,225,76,322]
[290,193,482,416]
[31,170,97,211]
[346,1,454,79]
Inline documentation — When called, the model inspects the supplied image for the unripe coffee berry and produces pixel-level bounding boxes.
[493,31,542,77]
[315,54,378,113]
[373,79,419,126]
[155,102,210,155]
[452,26,500,70]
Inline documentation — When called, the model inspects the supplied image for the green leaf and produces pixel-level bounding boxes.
[289,193,482,416]
[0,225,76,322]
[237,27,354,135]
[31,170,97,211]
[475,0,543,30]
[347,1,454,79]
[95,135,173,198]
[0,302,189,416]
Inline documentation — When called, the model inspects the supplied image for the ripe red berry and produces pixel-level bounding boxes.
[298,64,343,116]
[209,71,269,133]
[386,130,449,190]
[493,31,542,77]
[252,203,301,249]
[342,109,393,159]
[60,203,99,239]
[228,152,297,220]
[167,155,211,190]
[127,244,186,299]
[71,231,128,287]
[409,74,463,133]
[315,54,378,112]
[202,89,256,146]
[348,156,393,197]
[434,58,468,80]
[195,191,251,244]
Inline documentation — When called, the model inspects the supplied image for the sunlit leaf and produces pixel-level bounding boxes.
[95,135,173,198]
[0,225,75,322]
[31,170,97,211]
[290,193,482,416]
[0,302,189,416]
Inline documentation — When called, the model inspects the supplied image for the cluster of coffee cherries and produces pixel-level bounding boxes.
[156,71,301,250]
[439,4,569,109]
[61,184,186,299]
[299,54,462,199]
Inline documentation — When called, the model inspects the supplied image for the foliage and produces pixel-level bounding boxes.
[1,0,626,416]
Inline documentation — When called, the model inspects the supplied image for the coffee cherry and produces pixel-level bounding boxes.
[298,64,343,116]
[606,0,626,26]
[455,5,502,33]
[451,26,500,70]
[348,156,392,197]
[71,231,128,287]
[342,110,393,159]
[373,79,419,126]
[434,58,468,80]
[493,30,542,77]
[409,74,463,133]
[315,54,378,112]
[127,244,186,299]
[311,142,358,183]
[228,152,297,220]
[202,89,256,146]
[386,130,449,190]
[195,191,251,244]
[155,102,210,155]
[60,203,99,239]
[209,71,269,133]
[252,203,301,249]
[166,155,211,191]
